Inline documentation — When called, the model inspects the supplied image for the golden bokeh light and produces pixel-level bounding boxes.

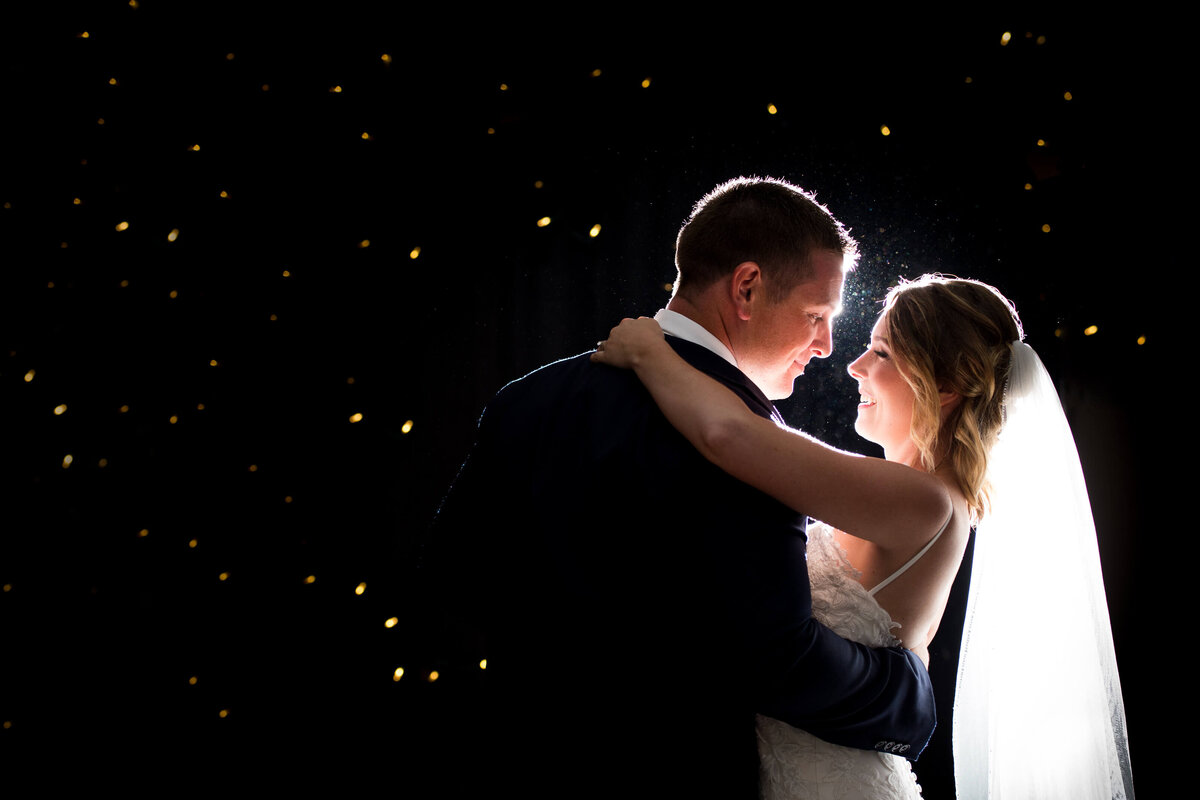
[54,404,67,415]
[188,676,198,685]
[138,529,149,538]
[1041,224,1051,233]
[218,572,229,581]
[115,221,129,231]
[767,104,777,115]
[537,217,551,227]
[1137,335,1146,345]
[1001,31,1011,45]
[428,671,439,682]
[880,125,891,136]
[62,455,73,468]
[401,420,414,434]
[589,224,601,238]
[167,228,179,242]
[385,617,398,628]
[479,659,487,670]
[349,412,363,423]
[1084,325,1098,336]
[393,667,404,681]
[24,370,34,382]
[355,582,366,595]
[409,247,421,259]
[304,575,316,584]
[641,78,651,88]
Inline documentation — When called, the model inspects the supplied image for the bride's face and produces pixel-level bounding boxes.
[847,314,916,458]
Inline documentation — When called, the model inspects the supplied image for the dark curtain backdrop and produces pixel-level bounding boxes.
[1,6,1171,795]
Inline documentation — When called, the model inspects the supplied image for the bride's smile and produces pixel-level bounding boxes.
[847,315,915,459]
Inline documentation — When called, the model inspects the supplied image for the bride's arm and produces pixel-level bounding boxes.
[592,318,951,554]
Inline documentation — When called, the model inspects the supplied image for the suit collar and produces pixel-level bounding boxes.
[665,337,783,424]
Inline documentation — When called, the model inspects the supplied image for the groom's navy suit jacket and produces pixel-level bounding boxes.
[428,337,935,797]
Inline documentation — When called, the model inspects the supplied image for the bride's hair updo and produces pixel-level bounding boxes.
[881,275,1023,522]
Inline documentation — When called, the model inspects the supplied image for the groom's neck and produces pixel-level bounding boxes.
[666,293,734,353]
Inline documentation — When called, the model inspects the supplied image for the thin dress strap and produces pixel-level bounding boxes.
[868,515,952,597]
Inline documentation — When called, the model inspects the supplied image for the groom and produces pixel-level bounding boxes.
[427,177,935,797]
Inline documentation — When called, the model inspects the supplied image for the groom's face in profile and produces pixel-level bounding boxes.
[735,250,846,400]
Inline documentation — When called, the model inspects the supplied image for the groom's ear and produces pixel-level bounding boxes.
[730,261,763,321]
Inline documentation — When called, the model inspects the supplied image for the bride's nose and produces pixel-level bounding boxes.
[847,350,869,379]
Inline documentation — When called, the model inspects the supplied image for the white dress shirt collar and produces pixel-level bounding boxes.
[653,308,738,369]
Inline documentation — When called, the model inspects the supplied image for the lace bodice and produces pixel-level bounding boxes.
[757,522,922,799]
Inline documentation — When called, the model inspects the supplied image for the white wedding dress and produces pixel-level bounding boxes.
[757,521,925,800]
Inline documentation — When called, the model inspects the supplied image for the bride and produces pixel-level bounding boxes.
[592,274,1133,799]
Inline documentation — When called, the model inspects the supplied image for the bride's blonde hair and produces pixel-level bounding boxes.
[881,275,1023,523]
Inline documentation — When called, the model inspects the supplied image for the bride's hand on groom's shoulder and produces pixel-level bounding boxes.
[591,317,663,369]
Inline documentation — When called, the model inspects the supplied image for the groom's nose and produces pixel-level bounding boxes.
[810,320,832,358]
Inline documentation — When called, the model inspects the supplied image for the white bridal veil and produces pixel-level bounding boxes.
[953,341,1135,799]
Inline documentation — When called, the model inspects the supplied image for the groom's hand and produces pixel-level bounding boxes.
[910,644,930,669]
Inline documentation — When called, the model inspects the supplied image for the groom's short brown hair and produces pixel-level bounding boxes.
[674,176,857,303]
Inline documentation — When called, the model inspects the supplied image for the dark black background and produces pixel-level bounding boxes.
[1,5,1170,794]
